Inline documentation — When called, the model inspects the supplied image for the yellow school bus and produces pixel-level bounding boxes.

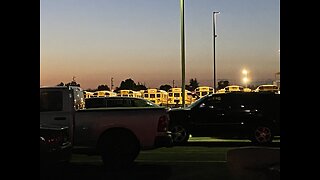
[194,86,214,98]
[118,90,142,98]
[224,85,244,92]
[216,88,226,94]
[142,88,168,105]
[132,90,143,98]
[83,91,95,98]
[167,88,195,106]
[92,90,117,97]
[118,90,131,97]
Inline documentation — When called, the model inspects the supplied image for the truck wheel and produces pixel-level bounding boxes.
[98,130,140,170]
[251,125,274,145]
[170,124,189,145]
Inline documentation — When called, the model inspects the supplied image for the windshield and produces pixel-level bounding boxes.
[187,95,209,109]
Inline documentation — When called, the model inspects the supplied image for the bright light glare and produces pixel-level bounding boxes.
[243,77,249,83]
[242,69,248,75]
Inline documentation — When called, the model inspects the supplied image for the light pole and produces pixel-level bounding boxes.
[212,11,220,93]
[180,0,186,107]
[242,69,248,88]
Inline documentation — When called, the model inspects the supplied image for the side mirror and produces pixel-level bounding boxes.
[199,103,206,108]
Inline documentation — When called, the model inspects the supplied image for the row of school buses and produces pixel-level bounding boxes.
[84,87,197,107]
[84,85,279,107]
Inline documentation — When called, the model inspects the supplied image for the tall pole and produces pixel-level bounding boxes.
[180,0,186,107]
[213,11,219,93]
[242,69,248,88]
[111,77,114,91]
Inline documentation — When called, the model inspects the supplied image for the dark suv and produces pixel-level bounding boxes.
[168,92,280,145]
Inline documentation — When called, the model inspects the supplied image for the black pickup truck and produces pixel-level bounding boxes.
[168,92,280,145]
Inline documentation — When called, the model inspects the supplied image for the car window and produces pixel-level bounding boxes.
[84,97,160,108]
[85,98,107,108]
[40,91,63,112]
[198,95,224,109]
[106,99,133,107]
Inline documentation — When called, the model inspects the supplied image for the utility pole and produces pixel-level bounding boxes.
[111,77,114,91]
[212,11,220,93]
[180,0,186,107]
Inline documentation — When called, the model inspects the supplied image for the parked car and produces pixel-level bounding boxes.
[84,96,161,109]
[40,124,72,165]
[168,92,280,145]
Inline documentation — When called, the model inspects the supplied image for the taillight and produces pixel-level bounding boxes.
[158,115,169,132]
[45,135,63,146]
[44,130,69,146]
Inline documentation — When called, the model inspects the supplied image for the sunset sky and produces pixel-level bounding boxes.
[40,0,280,90]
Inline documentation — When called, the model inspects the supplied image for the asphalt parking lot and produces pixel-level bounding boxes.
[40,137,280,180]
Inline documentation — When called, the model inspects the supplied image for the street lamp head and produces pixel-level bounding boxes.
[242,69,248,75]
[213,11,220,14]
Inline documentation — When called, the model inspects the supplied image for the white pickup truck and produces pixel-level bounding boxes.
[40,86,172,169]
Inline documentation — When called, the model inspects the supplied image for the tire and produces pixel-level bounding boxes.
[251,125,274,145]
[170,124,189,145]
[98,130,140,170]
